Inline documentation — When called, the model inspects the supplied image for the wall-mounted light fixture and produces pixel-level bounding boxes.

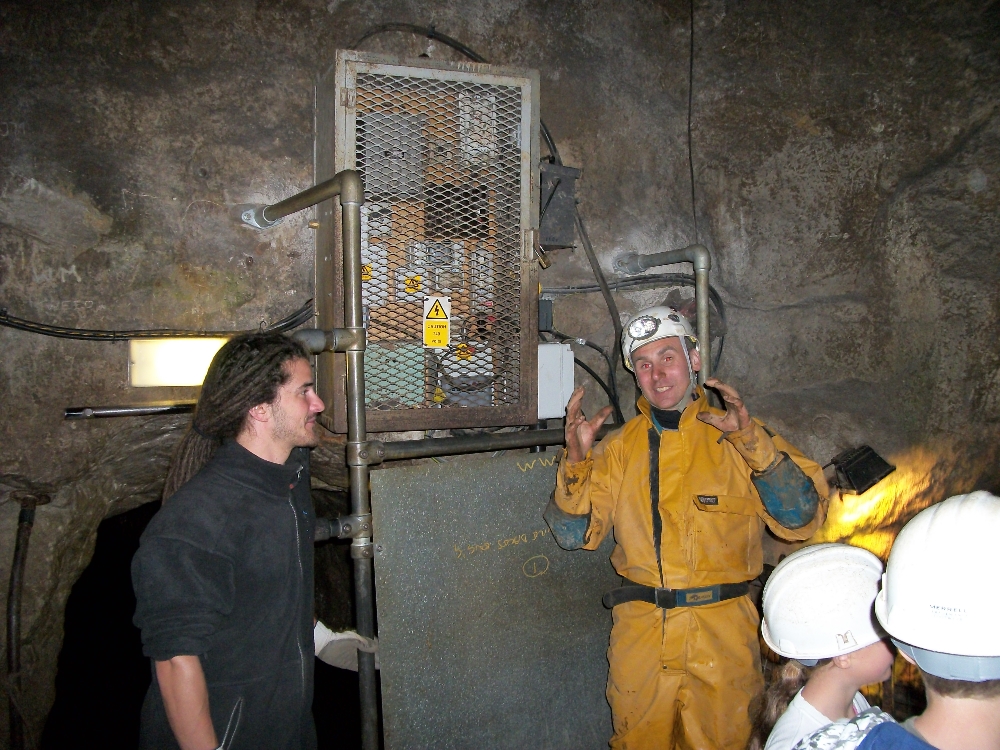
[830,445,896,495]
[128,338,229,387]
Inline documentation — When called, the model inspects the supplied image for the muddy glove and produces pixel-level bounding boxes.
[696,378,777,470]
[314,621,379,671]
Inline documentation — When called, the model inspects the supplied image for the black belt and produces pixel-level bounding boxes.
[602,580,751,610]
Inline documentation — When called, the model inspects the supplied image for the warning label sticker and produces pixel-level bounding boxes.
[423,296,451,348]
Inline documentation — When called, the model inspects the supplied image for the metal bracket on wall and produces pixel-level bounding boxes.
[314,513,373,541]
[346,441,385,466]
[351,540,374,559]
[292,327,366,354]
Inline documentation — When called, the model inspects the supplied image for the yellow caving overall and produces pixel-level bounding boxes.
[550,391,828,749]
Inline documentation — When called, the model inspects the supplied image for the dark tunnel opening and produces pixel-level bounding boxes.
[40,500,368,749]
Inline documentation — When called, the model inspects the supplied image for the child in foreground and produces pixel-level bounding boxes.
[749,543,895,750]
[795,491,1000,750]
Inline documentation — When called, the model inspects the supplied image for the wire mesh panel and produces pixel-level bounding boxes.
[316,51,539,432]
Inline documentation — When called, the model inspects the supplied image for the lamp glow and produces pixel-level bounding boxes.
[129,338,229,387]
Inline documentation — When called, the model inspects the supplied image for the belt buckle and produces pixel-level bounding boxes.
[653,588,676,608]
[679,585,720,606]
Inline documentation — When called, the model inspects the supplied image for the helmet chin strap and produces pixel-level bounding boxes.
[672,336,697,411]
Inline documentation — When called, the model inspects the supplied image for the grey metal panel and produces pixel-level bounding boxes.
[371,454,618,749]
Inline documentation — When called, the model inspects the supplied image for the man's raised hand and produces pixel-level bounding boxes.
[565,386,613,464]
[696,377,752,434]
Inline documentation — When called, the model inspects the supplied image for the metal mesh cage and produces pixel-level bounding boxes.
[317,52,539,431]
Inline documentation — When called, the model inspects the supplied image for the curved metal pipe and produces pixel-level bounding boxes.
[613,244,712,383]
[240,171,364,229]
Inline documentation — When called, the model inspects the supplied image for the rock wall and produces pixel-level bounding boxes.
[1,0,998,740]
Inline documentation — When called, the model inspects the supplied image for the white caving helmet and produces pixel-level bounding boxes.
[874,491,1000,681]
[761,543,886,666]
[621,306,699,373]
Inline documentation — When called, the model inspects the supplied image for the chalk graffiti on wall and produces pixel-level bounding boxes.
[0,122,26,138]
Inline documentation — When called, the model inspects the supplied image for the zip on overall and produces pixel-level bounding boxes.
[287,465,307,698]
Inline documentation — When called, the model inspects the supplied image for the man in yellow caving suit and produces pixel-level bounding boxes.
[544,306,829,749]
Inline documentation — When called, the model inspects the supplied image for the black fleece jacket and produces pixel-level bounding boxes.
[132,440,316,750]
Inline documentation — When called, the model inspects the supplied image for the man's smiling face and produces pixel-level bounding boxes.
[631,336,701,411]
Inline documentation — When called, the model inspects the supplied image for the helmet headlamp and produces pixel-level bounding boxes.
[627,316,660,340]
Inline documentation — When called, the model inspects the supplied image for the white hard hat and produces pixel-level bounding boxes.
[874,491,1000,681]
[761,543,885,665]
[621,306,698,372]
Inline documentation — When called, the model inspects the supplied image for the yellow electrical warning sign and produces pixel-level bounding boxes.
[455,343,473,361]
[404,275,423,294]
[425,299,448,319]
[423,296,451,348]
[361,263,372,281]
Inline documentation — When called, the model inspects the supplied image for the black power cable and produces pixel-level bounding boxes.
[0,299,315,342]
[353,24,562,165]
[541,331,624,425]
[547,328,624,424]
[544,272,727,372]
[687,0,699,244]
[573,356,620,423]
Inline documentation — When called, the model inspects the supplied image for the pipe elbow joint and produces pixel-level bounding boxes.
[688,244,711,273]
[337,170,365,206]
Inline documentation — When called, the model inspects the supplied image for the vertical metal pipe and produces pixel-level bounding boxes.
[528,420,547,453]
[7,496,42,750]
[694,265,711,383]
[615,244,711,384]
[337,172,379,750]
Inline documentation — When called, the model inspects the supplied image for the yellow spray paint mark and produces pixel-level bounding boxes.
[516,456,557,472]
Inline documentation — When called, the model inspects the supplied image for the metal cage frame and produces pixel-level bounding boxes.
[315,50,540,433]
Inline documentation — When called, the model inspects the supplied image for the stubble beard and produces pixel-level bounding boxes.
[272,405,320,449]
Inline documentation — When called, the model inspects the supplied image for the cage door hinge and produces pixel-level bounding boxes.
[340,87,356,108]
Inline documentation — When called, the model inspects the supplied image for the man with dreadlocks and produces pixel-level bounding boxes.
[544,305,830,749]
[132,331,325,750]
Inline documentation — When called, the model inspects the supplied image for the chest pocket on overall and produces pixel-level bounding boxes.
[689,494,760,575]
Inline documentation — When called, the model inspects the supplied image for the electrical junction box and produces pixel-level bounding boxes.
[539,162,580,250]
[315,50,540,432]
[537,343,574,420]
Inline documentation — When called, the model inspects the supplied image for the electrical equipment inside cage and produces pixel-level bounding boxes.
[316,51,539,432]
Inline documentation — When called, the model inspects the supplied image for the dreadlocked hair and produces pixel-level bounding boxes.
[748,658,831,750]
[162,331,309,500]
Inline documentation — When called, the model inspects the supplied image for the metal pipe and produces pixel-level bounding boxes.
[528,420,547,453]
[380,428,566,461]
[335,173,380,750]
[240,172,363,230]
[7,492,48,750]
[613,244,712,383]
[241,169,378,749]
[64,403,196,419]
